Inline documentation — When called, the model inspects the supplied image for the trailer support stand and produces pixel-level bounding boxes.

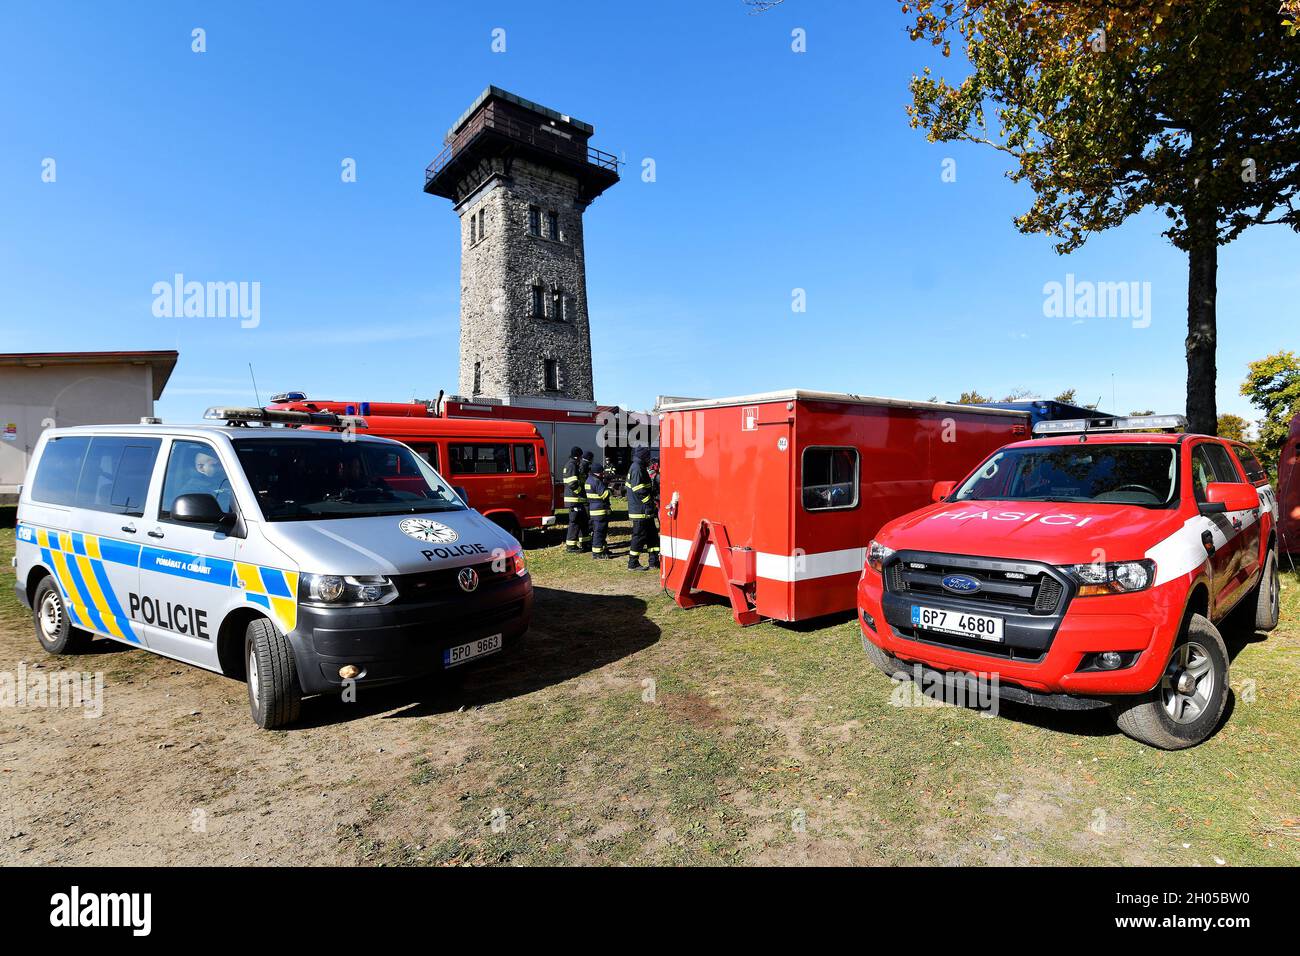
[673,519,761,626]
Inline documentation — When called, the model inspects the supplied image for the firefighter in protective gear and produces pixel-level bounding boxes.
[626,446,660,571]
[585,456,613,559]
[562,446,591,553]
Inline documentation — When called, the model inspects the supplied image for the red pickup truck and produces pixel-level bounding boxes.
[857,416,1279,749]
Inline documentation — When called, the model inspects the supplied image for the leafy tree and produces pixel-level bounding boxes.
[901,1,1300,435]
[956,389,993,404]
[1130,408,1156,416]
[1216,412,1249,442]
[1054,388,1078,404]
[1241,349,1300,469]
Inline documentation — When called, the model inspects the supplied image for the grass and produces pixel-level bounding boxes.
[3,501,1298,865]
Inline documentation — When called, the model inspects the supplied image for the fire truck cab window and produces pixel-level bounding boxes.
[802,446,859,511]
[513,444,536,474]
[450,443,512,475]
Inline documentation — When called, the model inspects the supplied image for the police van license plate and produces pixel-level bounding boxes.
[911,605,1004,643]
[444,633,503,668]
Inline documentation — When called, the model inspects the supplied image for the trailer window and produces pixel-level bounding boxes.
[513,444,536,474]
[449,443,512,475]
[802,447,859,511]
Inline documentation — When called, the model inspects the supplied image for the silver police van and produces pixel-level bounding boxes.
[12,407,533,728]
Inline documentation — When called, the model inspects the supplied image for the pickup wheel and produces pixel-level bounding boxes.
[245,617,302,730]
[1253,549,1280,633]
[32,576,93,655]
[862,636,906,679]
[1111,614,1229,750]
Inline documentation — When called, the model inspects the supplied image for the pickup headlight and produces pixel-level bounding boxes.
[866,539,895,573]
[1061,560,1155,597]
[299,573,397,607]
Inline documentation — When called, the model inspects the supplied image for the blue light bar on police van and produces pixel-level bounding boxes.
[203,406,368,430]
[1032,414,1186,436]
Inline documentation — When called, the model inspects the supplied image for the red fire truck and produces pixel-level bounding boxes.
[857,416,1280,749]
[656,390,1029,625]
[1279,410,1300,554]
[273,396,554,543]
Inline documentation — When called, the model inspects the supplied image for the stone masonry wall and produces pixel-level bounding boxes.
[456,157,595,402]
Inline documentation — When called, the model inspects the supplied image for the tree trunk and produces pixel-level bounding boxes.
[1185,211,1218,436]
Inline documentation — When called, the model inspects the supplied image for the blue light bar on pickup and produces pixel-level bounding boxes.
[1032,415,1186,436]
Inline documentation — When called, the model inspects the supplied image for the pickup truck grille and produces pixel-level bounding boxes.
[886,556,1066,615]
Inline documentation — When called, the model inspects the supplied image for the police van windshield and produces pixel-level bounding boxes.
[952,444,1178,508]
[231,438,465,521]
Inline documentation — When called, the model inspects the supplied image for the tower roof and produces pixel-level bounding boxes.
[425,86,618,204]
[446,86,594,142]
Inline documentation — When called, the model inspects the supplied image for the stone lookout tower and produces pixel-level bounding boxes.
[424,86,619,407]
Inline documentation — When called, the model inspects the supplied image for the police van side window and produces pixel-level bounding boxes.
[449,443,512,475]
[30,436,91,506]
[74,437,162,517]
[802,446,860,511]
[160,440,233,520]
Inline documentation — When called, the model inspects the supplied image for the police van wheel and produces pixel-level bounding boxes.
[32,577,92,655]
[1111,615,1229,750]
[245,617,301,730]
[1254,549,1280,633]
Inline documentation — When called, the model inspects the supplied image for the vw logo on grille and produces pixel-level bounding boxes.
[941,573,981,594]
[457,567,480,593]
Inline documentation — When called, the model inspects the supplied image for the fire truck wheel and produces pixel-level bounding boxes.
[1253,549,1280,633]
[1111,614,1229,750]
[862,636,906,679]
[246,617,302,730]
[32,576,93,655]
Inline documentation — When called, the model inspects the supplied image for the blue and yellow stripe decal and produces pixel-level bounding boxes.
[17,522,299,640]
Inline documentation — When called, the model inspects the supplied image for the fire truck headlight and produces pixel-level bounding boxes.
[300,573,397,606]
[1063,560,1154,597]
[867,540,895,573]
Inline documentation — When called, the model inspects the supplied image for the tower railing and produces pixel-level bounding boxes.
[425,104,618,186]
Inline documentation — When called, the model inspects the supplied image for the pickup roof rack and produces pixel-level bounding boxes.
[1032,414,1186,436]
[203,406,369,431]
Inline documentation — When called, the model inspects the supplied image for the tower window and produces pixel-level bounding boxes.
[546,211,559,240]
[552,289,564,322]
[528,205,541,236]
[531,285,546,318]
[544,359,560,392]
[477,207,486,240]
[473,360,482,395]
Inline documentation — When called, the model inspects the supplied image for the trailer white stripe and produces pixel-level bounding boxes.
[661,536,864,583]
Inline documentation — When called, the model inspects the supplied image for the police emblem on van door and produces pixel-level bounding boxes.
[457,567,479,593]
[399,518,459,544]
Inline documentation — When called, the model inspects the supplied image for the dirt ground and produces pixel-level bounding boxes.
[2,511,1298,866]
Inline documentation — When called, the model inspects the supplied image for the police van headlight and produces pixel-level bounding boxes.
[867,540,895,573]
[502,546,528,578]
[1061,560,1155,597]
[300,573,397,607]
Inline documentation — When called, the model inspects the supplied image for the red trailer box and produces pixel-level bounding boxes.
[657,390,1029,624]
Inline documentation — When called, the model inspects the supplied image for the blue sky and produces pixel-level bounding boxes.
[2,1,1295,426]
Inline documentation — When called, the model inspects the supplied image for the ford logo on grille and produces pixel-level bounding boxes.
[941,574,981,593]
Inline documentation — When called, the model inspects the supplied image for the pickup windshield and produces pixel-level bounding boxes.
[952,443,1179,508]
[231,437,466,521]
